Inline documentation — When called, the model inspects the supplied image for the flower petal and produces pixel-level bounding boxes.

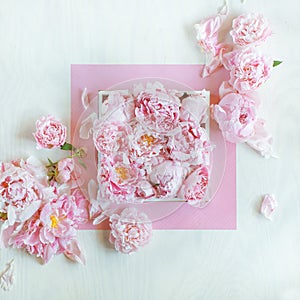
[260,194,278,220]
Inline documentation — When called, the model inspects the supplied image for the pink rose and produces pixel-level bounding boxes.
[149,160,184,197]
[178,166,210,208]
[213,92,258,143]
[222,48,273,93]
[194,3,228,56]
[230,13,272,46]
[167,122,211,166]
[93,120,131,155]
[109,208,152,254]
[135,89,180,134]
[34,115,67,149]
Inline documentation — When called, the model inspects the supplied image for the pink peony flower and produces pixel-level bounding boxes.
[179,93,209,124]
[0,161,45,225]
[222,48,273,93]
[33,115,67,149]
[4,193,84,264]
[230,13,272,46]
[109,208,152,254]
[194,2,228,56]
[98,155,140,203]
[149,160,184,197]
[135,180,156,199]
[56,158,74,184]
[213,92,258,143]
[93,120,131,155]
[167,122,212,166]
[178,166,210,208]
[135,89,181,134]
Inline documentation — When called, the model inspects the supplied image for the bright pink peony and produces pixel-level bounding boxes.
[93,120,131,155]
[109,208,152,254]
[213,92,258,143]
[135,89,180,134]
[34,115,67,149]
[222,48,273,93]
[167,122,212,166]
[178,166,210,208]
[230,13,272,46]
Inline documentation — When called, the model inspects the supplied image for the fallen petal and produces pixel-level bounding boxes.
[0,259,15,291]
[260,194,278,220]
[64,240,86,265]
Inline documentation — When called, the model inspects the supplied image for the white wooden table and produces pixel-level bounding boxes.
[0,0,299,299]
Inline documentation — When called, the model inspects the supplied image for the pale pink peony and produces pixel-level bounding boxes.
[230,13,272,46]
[168,122,212,166]
[135,89,180,134]
[4,193,84,264]
[93,120,131,155]
[194,3,228,56]
[109,208,152,254]
[149,160,184,197]
[0,161,45,225]
[179,94,209,124]
[178,166,210,208]
[56,158,74,184]
[98,155,140,203]
[222,48,273,93]
[33,115,67,149]
[213,92,258,143]
[135,180,156,199]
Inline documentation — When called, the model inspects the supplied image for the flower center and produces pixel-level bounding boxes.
[239,113,248,124]
[115,167,128,181]
[140,134,155,146]
[50,215,59,228]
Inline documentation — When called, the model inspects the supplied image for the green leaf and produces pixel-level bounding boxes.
[61,142,74,151]
[273,60,282,67]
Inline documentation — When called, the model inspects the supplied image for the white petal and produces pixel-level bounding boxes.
[260,194,278,220]
[0,260,15,291]
[18,201,41,222]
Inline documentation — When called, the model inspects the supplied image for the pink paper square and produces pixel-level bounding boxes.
[71,64,236,230]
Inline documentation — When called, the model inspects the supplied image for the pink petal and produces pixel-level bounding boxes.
[64,240,86,265]
[260,194,278,220]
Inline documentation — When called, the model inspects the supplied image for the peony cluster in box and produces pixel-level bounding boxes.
[194,3,281,158]
[92,82,213,208]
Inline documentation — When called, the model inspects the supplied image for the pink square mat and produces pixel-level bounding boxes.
[71,64,236,230]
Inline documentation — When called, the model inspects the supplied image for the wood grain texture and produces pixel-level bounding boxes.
[0,0,300,299]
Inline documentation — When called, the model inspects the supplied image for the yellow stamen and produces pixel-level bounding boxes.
[115,167,128,181]
[140,134,155,146]
[50,215,59,229]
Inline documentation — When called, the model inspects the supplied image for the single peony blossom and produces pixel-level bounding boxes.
[56,158,74,184]
[222,48,273,93]
[93,120,131,155]
[149,160,184,197]
[167,121,212,166]
[230,13,272,46]
[178,166,210,208]
[2,193,85,264]
[33,115,67,149]
[213,92,258,143]
[0,161,46,225]
[194,2,228,56]
[98,155,140,203]
[109,208,152,254]
[135,89,181,134]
